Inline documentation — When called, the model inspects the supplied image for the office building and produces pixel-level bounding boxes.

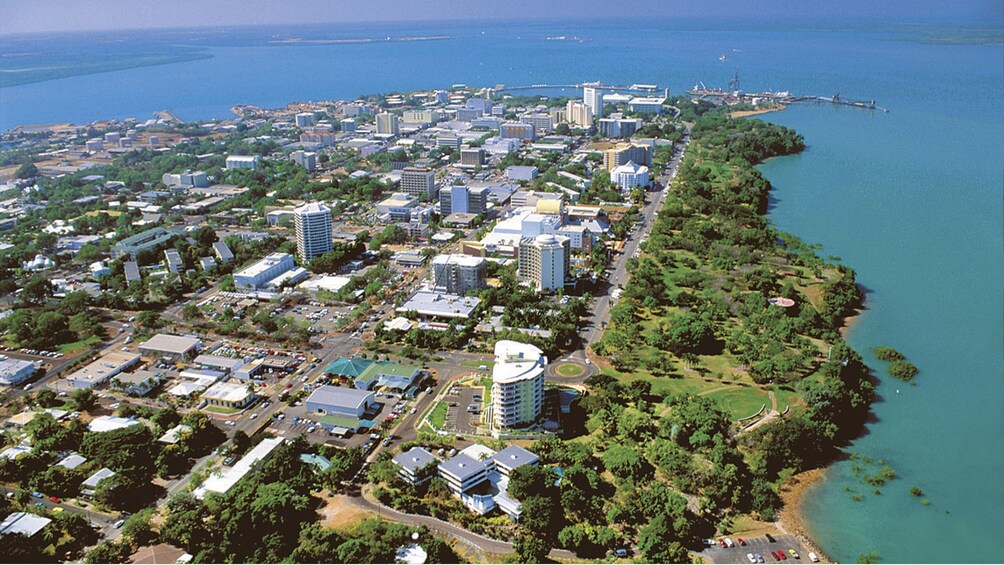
[402,110,436,126]
[459,148,485,167]
[565,100,593,128]
[611,160,650,189]
[520,113,553,135]
[431,254,486,294]
[376,192,419,221]
[518,234,569,292]
[295,112,316,128]
[583,86,604,117]
[505,165,539,182]
[201,381,255,408]
[500,122,534,140]
[343,103,369,117]
[394,447,438,485]
[299,131,336,147]
[67,350,141,389]
[112,227,178,259]
[437,136,461,150]
[213,241,234,263]
[0,358,36,386]
[233,252,306,290]
[603,142,652,171]
[225,155,261,170]
[400,167,437,200]
[164,249,183,274]
[290,150,316,172]
[339,117,357,132]
[162,170,209,188]
[305,386,376,419]
[376,112,399,136]
[598,115,643,138]
[628,96,667,113]
[139,334,202,361]
[491,340,546,429]
[456,108,481,122]
[85,139,103,152]
[294,202,333,261]
[439,184,488,216]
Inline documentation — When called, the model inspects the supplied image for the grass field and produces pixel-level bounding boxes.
[703,386,771,420]
[555,363,586,377]
[58,335,103,356]
[427,402,448,430]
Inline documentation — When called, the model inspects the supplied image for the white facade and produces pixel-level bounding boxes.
[628,96,667,113]
[295,112,316,128]
[611,160,650,189]
[376,112,399,135]
[583,86,604,117]
[491,340,546,429]
[290,150,317,172]
[225,155,261,170]
[517,233,569,292]
[295,202,333,261]
[431,254,486,294]
[565,100,593,128]
[233,253,296,290]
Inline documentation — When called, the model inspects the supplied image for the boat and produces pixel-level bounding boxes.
[719,54,727,61]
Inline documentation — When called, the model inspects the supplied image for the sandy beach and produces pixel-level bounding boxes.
[731,105,787,119]
[776,468,833,563]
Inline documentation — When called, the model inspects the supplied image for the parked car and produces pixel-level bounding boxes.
[788,549,799,559]
[747,553,757,563]
[808,552,819,562]
[738,538,747,546]
[113,519,125,529]
[614,549,629,558]
[48,496,60,503]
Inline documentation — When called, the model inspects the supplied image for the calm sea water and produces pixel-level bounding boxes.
[1,18,1002,563]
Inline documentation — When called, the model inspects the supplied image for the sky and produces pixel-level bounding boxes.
[1,0,1001,35]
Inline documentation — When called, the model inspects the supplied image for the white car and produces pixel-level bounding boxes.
[808,553,819,563]
[747,553,756,564]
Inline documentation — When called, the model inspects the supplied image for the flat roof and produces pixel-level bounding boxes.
[195,437,284,499]
[65,349,140,386]
[393,447,438,474]
[234,253,293,279]
[57,453,87,469]
[0,512,51,537]
[193,354,245,372]
[307,385,374,412]
[139,334,202,355]
[431,254,485,268]
[201,381,253,403]
[158,424,192,444]
[397,290,481,319]
[493,340,546,384]
[88,416,141,433]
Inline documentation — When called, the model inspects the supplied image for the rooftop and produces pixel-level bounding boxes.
[307,385,374,411]
[493,340,546,384]
[393,446,438,474]
[491,445,540,469]
[397,290,481,319]
[324,357,375,378]
[82,467,116,488]
[65,350,140,386]
[139,334,202,355]
[201,381,253,403]
[195,437,285,499]
[438,453,488,482]
[0,512,51,538]
[88,416,140,433]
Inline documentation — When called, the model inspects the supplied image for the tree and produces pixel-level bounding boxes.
[21,276,54,306]
[135,311,164,331]
[637,514,690,563]
[34,388,58,408]
[85,540,131,564]
[506,465,557,502]
[602,444,650,482]
[513,531,550,563]
[15,162,39,179]
[71,388,98,412]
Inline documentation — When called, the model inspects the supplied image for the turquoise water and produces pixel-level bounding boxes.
[1,19,1002,563]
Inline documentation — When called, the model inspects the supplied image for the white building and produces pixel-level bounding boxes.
[66,350,141,389]
[565,100,593,128]
[491,340,546,429]
[628,96,666,113]
[233,253,301,290]
[194,437,285,499]
[225,155,261,170]
[376,112,400,136]
[505,166,538,182]
[400,167,437,200]
[376,192,419,222]
[430,254,486,294]
[295,202,333,261]
[517,233,569,292]
[583,86,604,117]
[0,357,37,386]
[290,150,317,172]
[611,160,650,189]
[295,112,316,128]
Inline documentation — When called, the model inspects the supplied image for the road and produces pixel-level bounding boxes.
[350,485,579,561]
[560,132,692,370]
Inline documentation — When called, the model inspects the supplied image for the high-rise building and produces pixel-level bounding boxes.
[520,113,553,135]
[517,234,569,292]
[565,101,593,128]
[376,112,399,136]
[597,114,643,138]
[440,185,488,215]
[499,123,535,140]
[295,112,316,128]
[289,150,317,172]
[603,143,652,171]
[583,86,604,117]
[491,340,546,429]
[459,148,485,167]
[400,167,437,200]
[431,254,486,294]
[294,202,333,261]
[339,118,357,132]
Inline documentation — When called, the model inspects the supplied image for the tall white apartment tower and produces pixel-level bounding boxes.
[583,86,604,118]
[376,112,399,136]
[491,340,546,429]
[294,202,333,261]
[518,233,570,292]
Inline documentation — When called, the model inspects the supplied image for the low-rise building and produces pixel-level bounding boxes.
[225,155,261,170]
[233,252,306,290]
[194,437,284,499]
[200,381,255,409]
[611,160,650,189]
[396,290,481,320]
[139,334,202,361]
[505,165,538,182]
[66,350,141,389]
[0,357,36,386]
[305,386,376,419]
[111,369,162,396]
[0,512,52,538]
[393,447,438,485]
[88,416,141,433]
[438,453,490,494]
[81,468,117,497]
[376,192,419,222]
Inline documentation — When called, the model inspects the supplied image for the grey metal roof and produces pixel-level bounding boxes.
[306,385,373,411]
[0,512,51,537]
[491,445,540,470]
[393,447,437,474]
[438,453,488,482]
[82,467,116,488]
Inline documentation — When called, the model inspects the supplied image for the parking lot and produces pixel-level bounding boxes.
[702,534,815,564]
[266,390,416,449]
[441,385,485,434]
[282,302,355,333]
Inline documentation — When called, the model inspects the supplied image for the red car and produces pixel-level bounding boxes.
[779,551,787,561]
[720,539,728,548]
[738,538,747,546]
[48,496,61,503]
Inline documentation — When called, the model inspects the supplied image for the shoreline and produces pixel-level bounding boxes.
[731,104,787,119]
[776,468,833,563]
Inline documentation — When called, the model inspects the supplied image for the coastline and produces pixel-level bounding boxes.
[731,105,787,119]
[777,468,832,563]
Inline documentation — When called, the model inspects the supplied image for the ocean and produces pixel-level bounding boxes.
[1,18,1002,563]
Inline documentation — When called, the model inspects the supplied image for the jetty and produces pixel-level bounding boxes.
[688,67,889,112]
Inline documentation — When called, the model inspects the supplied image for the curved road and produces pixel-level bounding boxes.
[349,486,578,560]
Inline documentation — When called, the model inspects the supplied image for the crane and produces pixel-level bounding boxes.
[727,66,740,93]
